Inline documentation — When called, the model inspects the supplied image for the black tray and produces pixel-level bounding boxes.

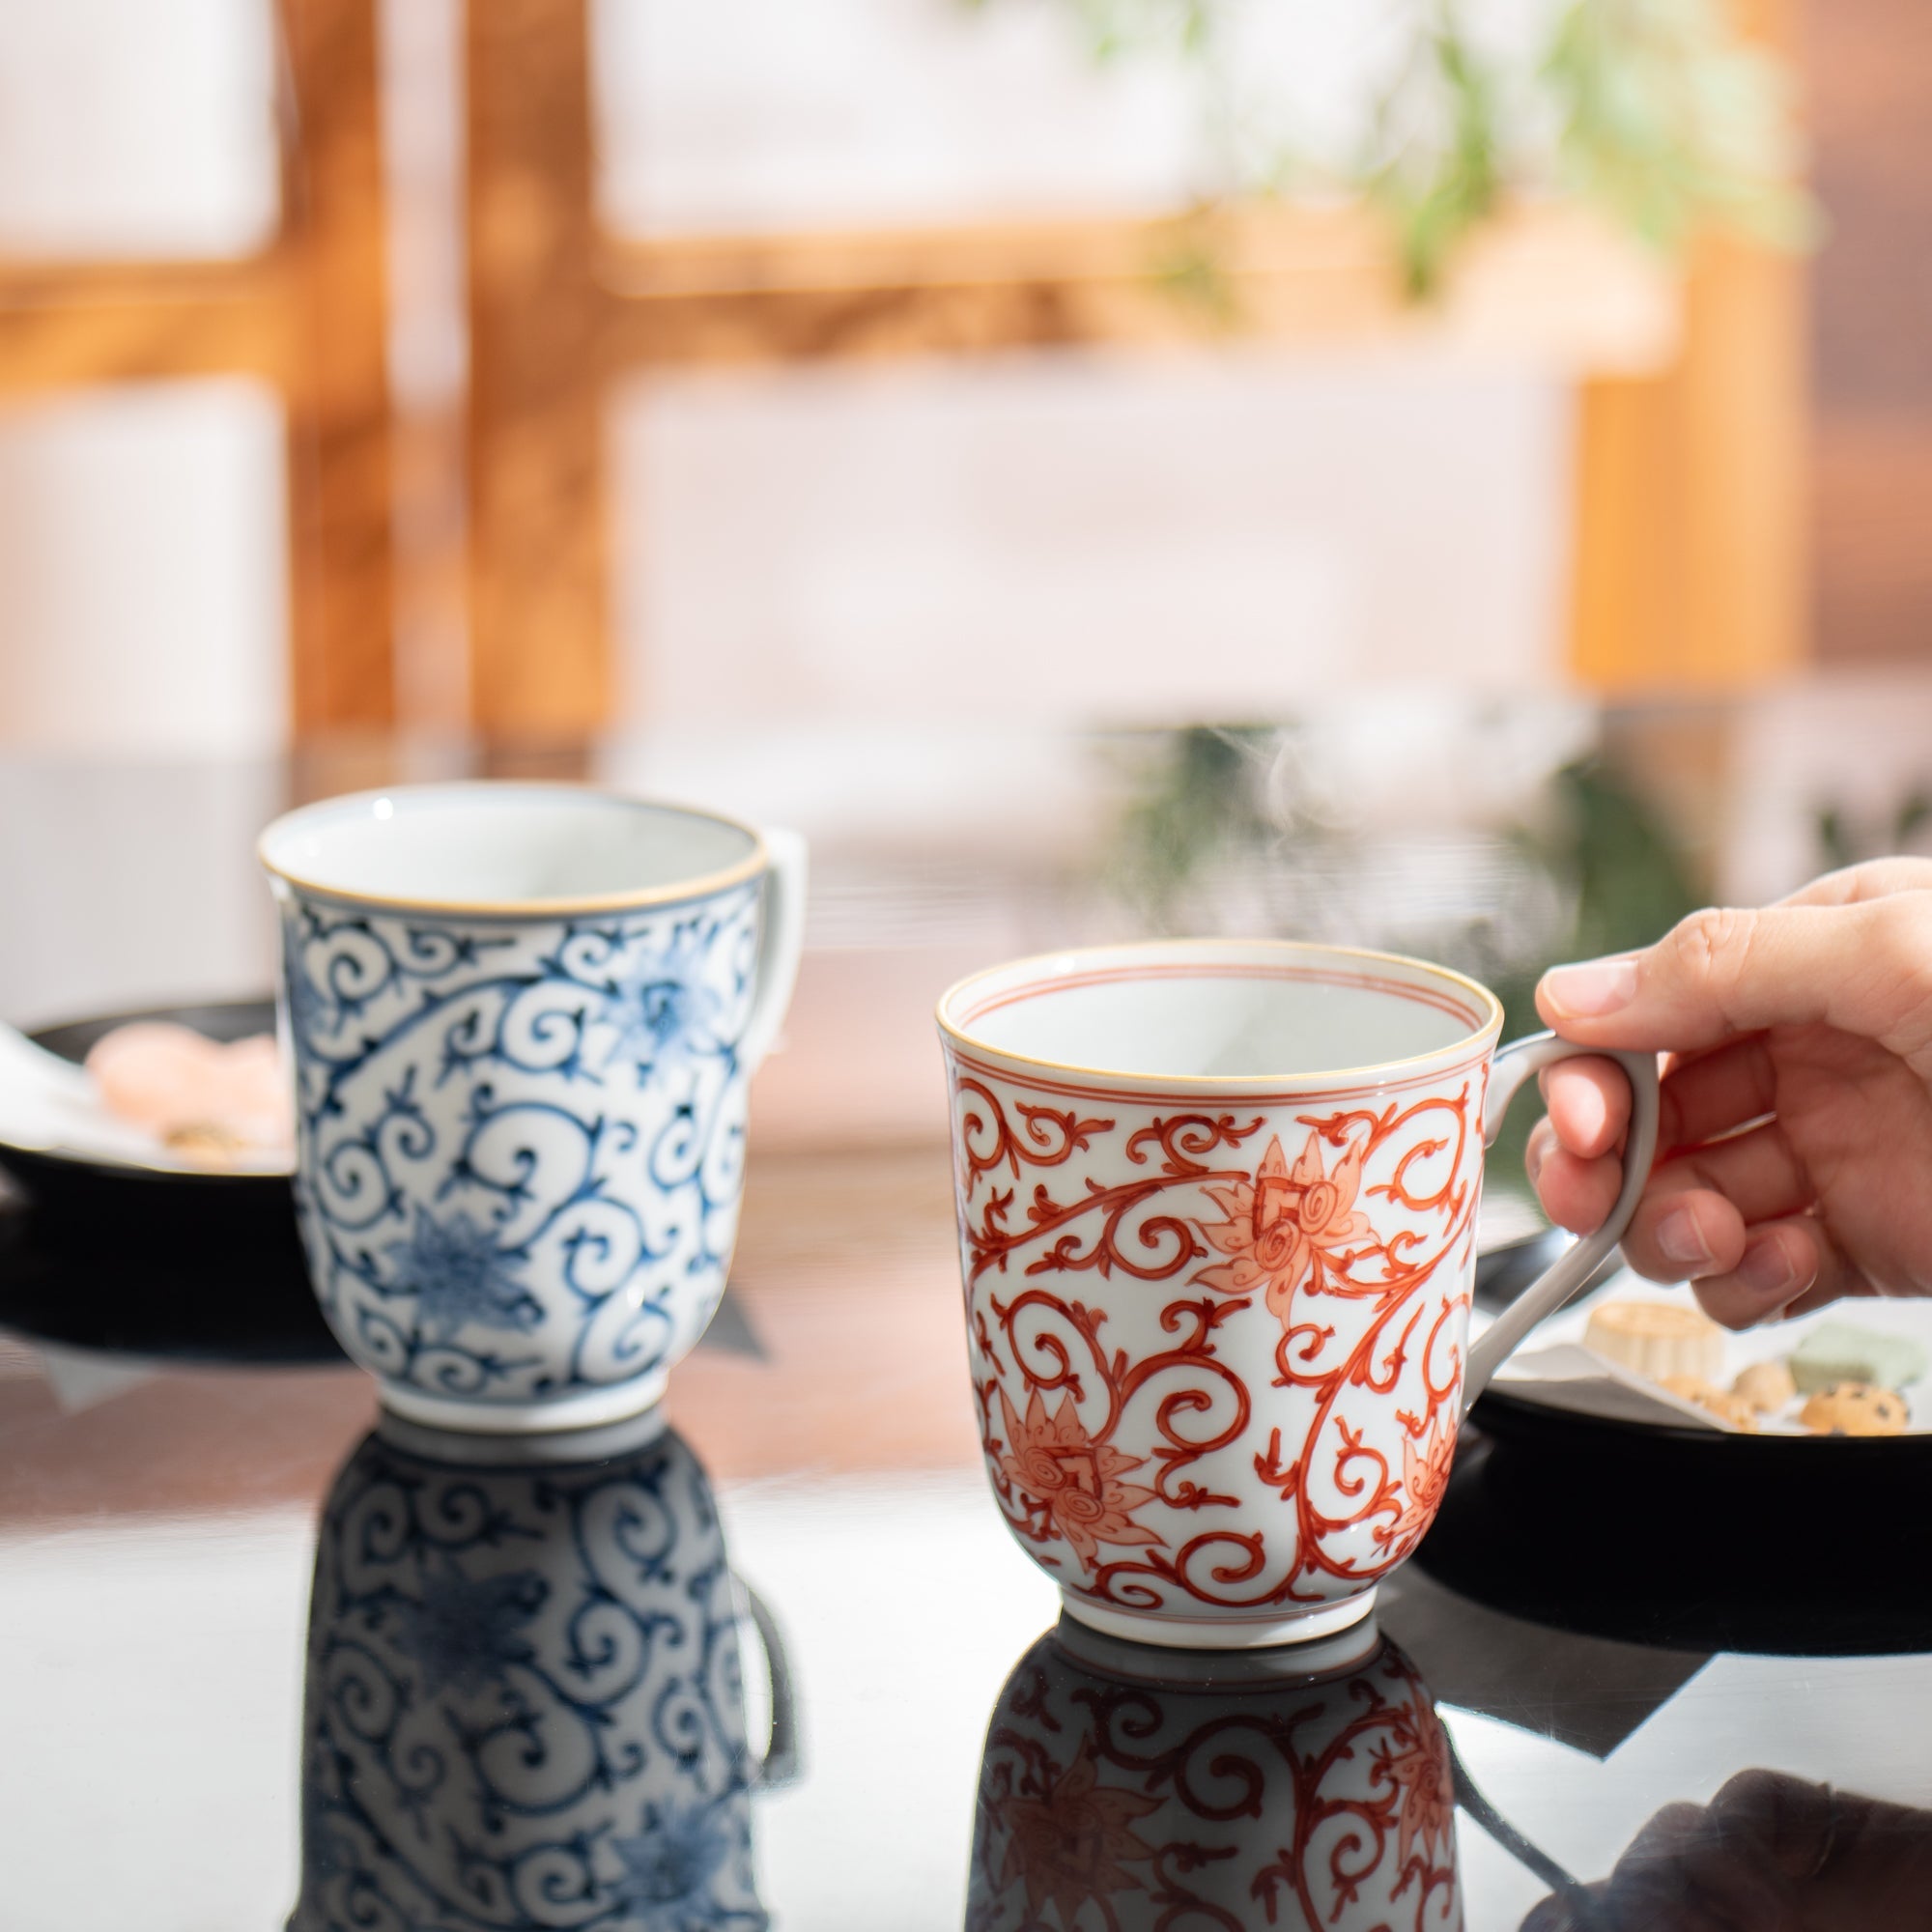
[1413,1392,1932,1655]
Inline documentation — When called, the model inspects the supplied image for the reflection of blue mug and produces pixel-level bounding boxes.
[260,784,806,1432]
[288,1412,792,1932]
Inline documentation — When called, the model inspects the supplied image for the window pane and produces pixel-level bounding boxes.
[610,352,1572,729]
[593,0,1199,236]
[592,0,1561,239]
[0,381,289,756]
[0,0,277,259]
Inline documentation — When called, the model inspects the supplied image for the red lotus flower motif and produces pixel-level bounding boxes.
[993,1738,1160,1926]
[1378,1415,1457,1558]
[1197,1129,1375,1321]
[997,1387,1166,1574]
[1378,1698,1457,1872]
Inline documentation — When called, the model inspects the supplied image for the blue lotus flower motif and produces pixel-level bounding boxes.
[385,1207,543,1342]
[608,1798,736,1930]
[601,931,725,1082]
[387,1560,546,1699]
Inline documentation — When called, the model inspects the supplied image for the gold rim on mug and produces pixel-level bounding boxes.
[936,937,1506,1090]
[257,781,771,919]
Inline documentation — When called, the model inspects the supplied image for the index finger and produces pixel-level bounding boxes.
[1778,858,1932,907]
[1536,897,1932,1064]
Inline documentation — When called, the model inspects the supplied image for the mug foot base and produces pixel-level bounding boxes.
[1060,1587,1378,1652]
[378,1368,668,1435]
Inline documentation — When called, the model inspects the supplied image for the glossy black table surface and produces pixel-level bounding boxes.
[2,1156,1930,1932]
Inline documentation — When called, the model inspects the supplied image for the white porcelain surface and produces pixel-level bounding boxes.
[951,941,1489,1080]
[258,781,760,910]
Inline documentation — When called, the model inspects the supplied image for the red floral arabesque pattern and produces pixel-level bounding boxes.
[1377,1697,1458,1875]
[1196,1128,1373,1322]
[991,1736,1160,1928]
[1377,1414,1459,1561]
[997,1387,1166,1575]
[952,1056,1481,1616]
[976,1636,1459,1932]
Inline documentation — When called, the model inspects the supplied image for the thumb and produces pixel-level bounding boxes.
[1535,897,1932,1061]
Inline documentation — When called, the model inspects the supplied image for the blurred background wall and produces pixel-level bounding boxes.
[0,0,1927,1158]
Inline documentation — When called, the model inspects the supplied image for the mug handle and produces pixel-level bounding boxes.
[739,828,809,1075]
[736,1577,801,1791]
[1461,1032,1661,1413]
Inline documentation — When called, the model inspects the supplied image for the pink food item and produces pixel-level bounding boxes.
[86,1022,293,1158]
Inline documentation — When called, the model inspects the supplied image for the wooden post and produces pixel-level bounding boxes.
[466,0,609,742]
[1570,235,1806,692]
[280,0,396,733]
[1568,0,1808,692]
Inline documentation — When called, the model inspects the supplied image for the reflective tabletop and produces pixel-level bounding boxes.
[4,1135,1931,1932]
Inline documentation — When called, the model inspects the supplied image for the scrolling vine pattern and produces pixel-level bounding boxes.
[282,888,757,1406]
[968,1632,1459,1932]
[952,1060,1482,1615]
[291,1426,768,1932]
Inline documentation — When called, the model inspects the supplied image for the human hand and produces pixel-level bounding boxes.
[1526,860,1932,1328]
[1520,1770,1932,1931]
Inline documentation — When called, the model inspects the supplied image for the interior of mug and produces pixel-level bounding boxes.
[942,944,1499,1082]
[260,783,759,910]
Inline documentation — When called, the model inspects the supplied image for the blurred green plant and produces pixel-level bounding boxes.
[1360,4,1508,298]
[973,0,1813,298]
[1816,790,1932,873]
[1105,724,1276,923]
[1107,728,1698,1000]
[1484,756,1699,1203]
[1545,0,1814,256]
[1103,727,1702,1206]
[1484,753,1700,1043]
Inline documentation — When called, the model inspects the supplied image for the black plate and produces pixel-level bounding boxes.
[0,997,292,1208]
[1414,1394,1932,1654]
[0,998,338,1363]
[0,1187,343,1365]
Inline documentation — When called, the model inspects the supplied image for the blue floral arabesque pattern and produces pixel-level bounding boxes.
[290,1424,769,1932]
[280,885,760,1412]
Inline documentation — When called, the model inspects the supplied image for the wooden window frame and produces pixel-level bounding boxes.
[0,0,393,738]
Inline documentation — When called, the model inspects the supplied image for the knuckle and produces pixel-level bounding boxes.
[1675,905,1756,985]
[1869,899,1932,998]
[1856,900,1932,1054]
[1666,906,1762,1033]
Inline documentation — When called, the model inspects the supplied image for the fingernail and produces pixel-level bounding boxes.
[1655,1206,1713,1271]
[1738,1234,1799,1301]
[1541,955,1638,1019]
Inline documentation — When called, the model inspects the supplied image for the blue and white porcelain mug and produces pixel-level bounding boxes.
[259,782,807,1431]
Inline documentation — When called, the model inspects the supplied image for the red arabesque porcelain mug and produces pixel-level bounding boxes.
[938,940,1658,1650]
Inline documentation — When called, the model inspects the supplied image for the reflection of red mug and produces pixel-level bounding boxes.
[970,1616,1459,1932]
[939,941,1658,1650]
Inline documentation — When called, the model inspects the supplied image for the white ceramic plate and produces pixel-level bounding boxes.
[1486,1267,1932,1436]
[0,1001,293,1183]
